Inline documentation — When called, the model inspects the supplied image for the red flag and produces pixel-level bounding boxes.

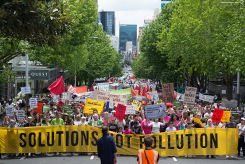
[135,85,139,90]
[138,82,141,95]
[147,83,151,92]
[91,85,94,91]
[131,86,138,97]
[47,76,65,95]
[115,85,117,90]
[57,101,65,109]
[142,86,147,97]
[175,91,178,99]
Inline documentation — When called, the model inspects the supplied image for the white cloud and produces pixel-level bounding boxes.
[98,0,161,36]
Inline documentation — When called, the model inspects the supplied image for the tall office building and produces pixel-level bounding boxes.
[119,24,137,52]
[99,11,115,36]
[161,0,171,8]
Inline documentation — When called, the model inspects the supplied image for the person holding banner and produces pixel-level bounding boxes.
[141,119,152,135]
[137,135,159,164]
[149,118,165,134]
[89,114,103,128]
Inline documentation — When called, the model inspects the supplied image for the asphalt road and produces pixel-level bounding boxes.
[0,153,244,164]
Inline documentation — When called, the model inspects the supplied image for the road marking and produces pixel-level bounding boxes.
[20,157,25,160]
[173,157,177,162]
[90,155,94,160]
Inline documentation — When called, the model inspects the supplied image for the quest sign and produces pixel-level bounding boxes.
[29,70,50,80]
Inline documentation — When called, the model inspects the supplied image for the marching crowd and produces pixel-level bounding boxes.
[0,95,245,158]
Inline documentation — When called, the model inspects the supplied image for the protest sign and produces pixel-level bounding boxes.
[109,94,127,106]
[115,104,126,120]
[132,100,141,111]
[17,110,25,120]
[98,83,109,92]
[29,98,38,108]
[6,105,14,116]
[212,108,224,123]
[193,117,203,125]
[0,126,238,156]
[43,105,50,111]
[93,90,109,101]
[221,111,231,122]
[156,100,162,104]
[145,104,166,119]
[84,98,104,114]
[191,108,197,114]
[173,100,181,108]
[103,112,112,121]
[125,105,136,114]
[199,93,214,103]
[183,87,197,108]
[34,102,43,114]
[150,91,159,102]
[21,87,31,94]
[162,83,175,103]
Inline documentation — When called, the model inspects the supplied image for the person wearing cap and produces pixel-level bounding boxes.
[89,114,103,128]
[137,135,159,164]
[24,117,35,127]
[237,117,245,157]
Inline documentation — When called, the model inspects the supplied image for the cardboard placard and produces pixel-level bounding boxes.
[145,104,166,119]
[183,87,197,108]
[125,105,136,114]
[17,110,25,120]
[115,104,126,120]
[6,105,14,116]
[34,102,43,114]
[221,111,231,122]
[132,100,141,111]
[29,98,38,109]
[21,87,31,94]
[212,108,224,123]
[162,83,175,103]
[84,98,104,114]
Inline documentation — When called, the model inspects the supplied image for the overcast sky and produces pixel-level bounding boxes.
[98,0,161,37]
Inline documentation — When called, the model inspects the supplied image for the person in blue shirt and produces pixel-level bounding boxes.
[97,126,117,164]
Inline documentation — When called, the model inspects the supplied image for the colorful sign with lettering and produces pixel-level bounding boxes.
[183,87,197,108]
[145,104,166,119]
[115,104,126,120]
[212,108,224,123]
[132,100,141,111]
[84,98,104,114]
[221,111,231,122]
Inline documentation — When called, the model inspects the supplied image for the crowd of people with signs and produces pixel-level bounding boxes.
[0,76,244,159]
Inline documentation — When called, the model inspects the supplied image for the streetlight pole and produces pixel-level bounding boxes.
[25,53,29,87]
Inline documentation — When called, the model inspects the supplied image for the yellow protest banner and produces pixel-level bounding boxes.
[132,100,141,111]
[0,126,238,156]
[84,98,104,114]
[221,111,231,122]
[193,117,203,125]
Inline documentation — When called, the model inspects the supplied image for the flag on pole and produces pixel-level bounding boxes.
[47,76,65,95]
[131,86,138,98]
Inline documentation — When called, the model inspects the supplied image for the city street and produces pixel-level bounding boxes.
[0,154,244,164]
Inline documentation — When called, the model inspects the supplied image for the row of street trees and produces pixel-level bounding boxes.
[132,0,245,99]
[0,0,122,94]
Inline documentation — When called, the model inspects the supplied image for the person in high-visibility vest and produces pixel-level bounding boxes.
[137,135,159,164]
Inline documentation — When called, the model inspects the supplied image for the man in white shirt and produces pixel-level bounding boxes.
[204,107,213,119]
[74,115,82,125]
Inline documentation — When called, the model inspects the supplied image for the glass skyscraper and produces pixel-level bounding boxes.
[119,24,137,51]
[99,11,115,36]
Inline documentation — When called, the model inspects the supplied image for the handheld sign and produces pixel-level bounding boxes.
[125,105,136,114]
[115,104,126,120]
[162,83,175,103]
[6,105,14,116]
[212,108,224,123]
[193,117,203,125]
[43,105,50,111]
[103,112,112,121]
[145,104,166,120]
[21,87,31,94]
[84,98,104,114]
[29,98,38,108]
[17,110,25,120]
[183,87,197,108]
[221,111,231,122]
[132,100,141,111]
[34,102,43,114]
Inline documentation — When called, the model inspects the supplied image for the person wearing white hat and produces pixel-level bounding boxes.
[81,116,88,125]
